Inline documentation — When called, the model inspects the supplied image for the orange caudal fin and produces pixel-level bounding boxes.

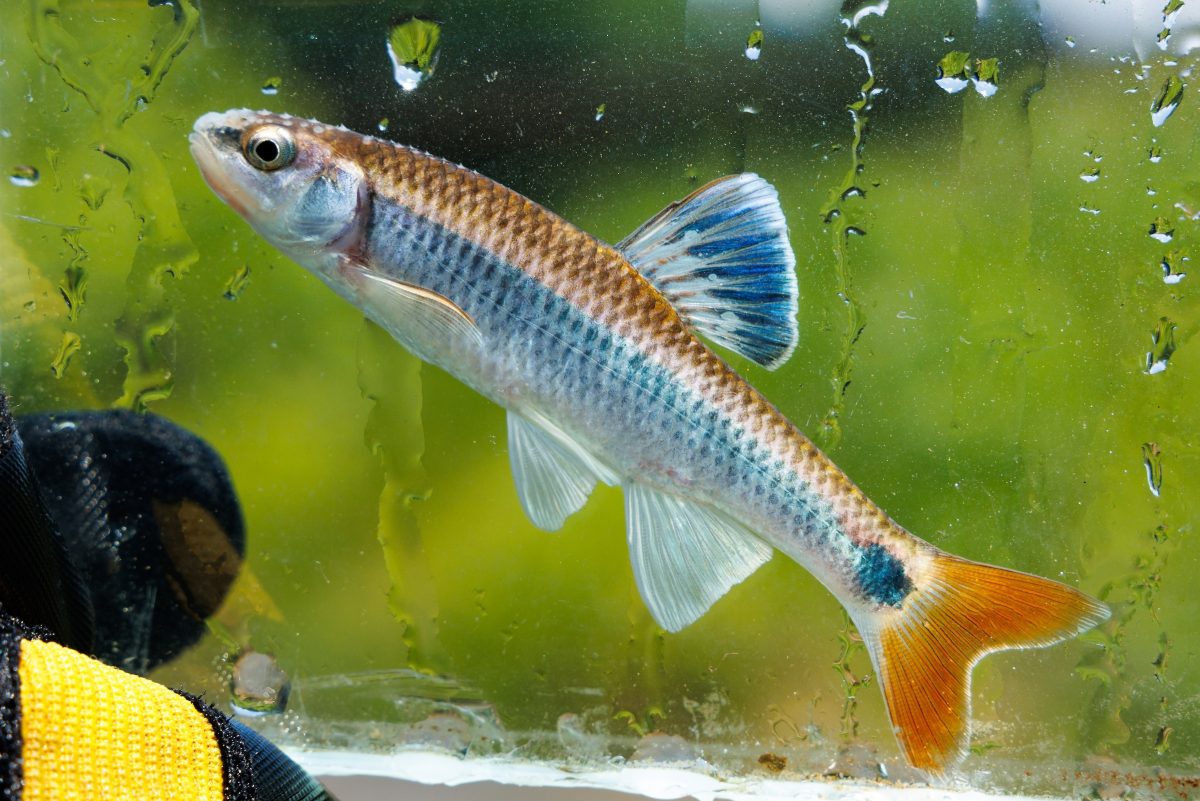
[853,548,1110,772]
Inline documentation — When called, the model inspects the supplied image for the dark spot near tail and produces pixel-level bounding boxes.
[858,543,911,607]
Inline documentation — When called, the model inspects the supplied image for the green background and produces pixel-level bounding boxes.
[2,0,1197,795]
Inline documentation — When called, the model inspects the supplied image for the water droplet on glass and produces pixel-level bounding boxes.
[223,264,251,300]
[79,173,110,211]
[594,103,606,122]
[972,57,999,97]
[1142,442,1164,497]
[1080,203,1102,215]
[377,117,389,132]
[739,105,759,115]
[1150,75,1183,127]
[484,70,498,83]
[1065,35,1077,48]
[1149,216,1175,242]
[1149,146,1164,163]
[10,165,38,187]
[230,650,291,715]
[23,300,36,312]
[1161,248,1188,283]
[387,17,442,92]
[1080,167,1101,183]
[943,31,955,43]
[1145,316,1177,374]
[936,50,972,94]
[261,76,282,95]
[50,331,81,379]
[745,27,763,61]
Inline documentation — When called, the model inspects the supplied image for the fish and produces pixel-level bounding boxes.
[189,109,1110,772]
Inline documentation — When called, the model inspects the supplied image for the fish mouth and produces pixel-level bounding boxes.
[189,118,252,218]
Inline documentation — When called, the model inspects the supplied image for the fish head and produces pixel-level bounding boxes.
[190,109,367,269]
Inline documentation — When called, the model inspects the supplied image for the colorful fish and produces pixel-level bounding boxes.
[190,109,1109,771]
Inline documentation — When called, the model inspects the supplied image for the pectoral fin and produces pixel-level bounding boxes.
[340,258,484,356]
[624,483,773,632]
[508,410,618,532]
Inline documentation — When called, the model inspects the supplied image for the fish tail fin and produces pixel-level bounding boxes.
[852,547,1110,772]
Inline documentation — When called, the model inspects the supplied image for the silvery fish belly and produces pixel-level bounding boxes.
[190,109,1110,773]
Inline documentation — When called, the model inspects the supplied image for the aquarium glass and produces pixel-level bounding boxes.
[2,0,1198,798]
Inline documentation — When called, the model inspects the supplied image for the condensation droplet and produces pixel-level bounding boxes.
[388,17,442,92]
[745,27,763,61]
[1142,442,1164,496]
[261,76,282,95]
[230,650,291,715]
[1080,167,1101,183]
[1150,75,1183,127]
[223,264,252,300]
[10,165,38,187]
[1145,316,1177,374]
[50,331,81,379]
[1149,216,1175,242]
[936,50,971,94]
[79,173,110,211]
[972,58,999,97]
[1161,249,1188,284]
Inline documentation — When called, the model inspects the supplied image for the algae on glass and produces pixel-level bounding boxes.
[2,0,1199,797]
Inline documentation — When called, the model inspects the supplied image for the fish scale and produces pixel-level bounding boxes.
[363,172,851,568]
[191,109,1110,772]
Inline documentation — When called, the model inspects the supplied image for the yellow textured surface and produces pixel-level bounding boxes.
[18,638,225,801]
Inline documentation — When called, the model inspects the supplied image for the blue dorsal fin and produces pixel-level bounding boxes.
[616,174,799,370]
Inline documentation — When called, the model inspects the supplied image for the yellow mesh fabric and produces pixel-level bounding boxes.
[18,638,225,801]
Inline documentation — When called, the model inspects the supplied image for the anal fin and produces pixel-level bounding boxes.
[625,483,773,632]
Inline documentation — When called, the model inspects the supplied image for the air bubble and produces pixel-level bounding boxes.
[10,165,38,186]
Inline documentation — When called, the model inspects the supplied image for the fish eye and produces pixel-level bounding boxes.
[242,126,296,171]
